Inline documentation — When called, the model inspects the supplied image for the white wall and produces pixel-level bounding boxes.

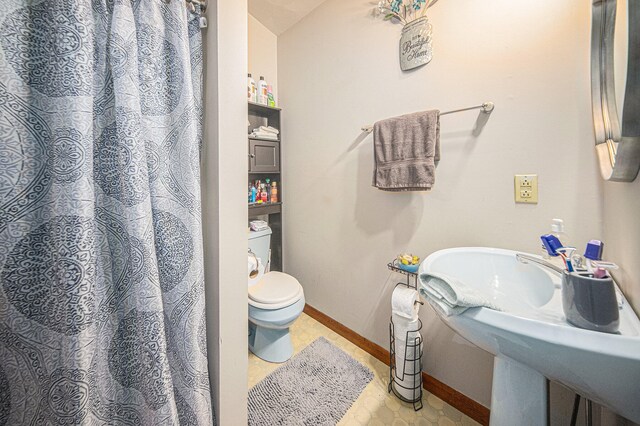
[248,14,278,102]
[202,0,248,423]
[278,0,603,408]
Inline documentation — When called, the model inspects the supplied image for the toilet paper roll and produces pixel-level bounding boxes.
[394,337,422,375]
[248,255,257,274]
[248,255,264,287]
[393,369,422,401]
[392,313,421,342]
[393,318,422,377]
[393,337,423,401]
[391,286,420,320]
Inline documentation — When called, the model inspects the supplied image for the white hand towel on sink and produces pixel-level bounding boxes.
[419,271,502,316]
[426,297,468,317]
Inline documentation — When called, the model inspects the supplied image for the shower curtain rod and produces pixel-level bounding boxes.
[360,101,495,133]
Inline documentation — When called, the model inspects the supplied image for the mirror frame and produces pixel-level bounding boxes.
[591,0,640,182]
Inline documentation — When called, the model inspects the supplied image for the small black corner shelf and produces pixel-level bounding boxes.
[387,261,419,290]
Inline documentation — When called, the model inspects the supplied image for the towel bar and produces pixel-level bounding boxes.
[361,101,494,133]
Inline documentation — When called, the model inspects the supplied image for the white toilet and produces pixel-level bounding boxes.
[248,227,305,363]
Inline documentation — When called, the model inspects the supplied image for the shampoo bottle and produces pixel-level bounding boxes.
[257,76,268,105]
[247,73,257,102]
[270,181,278,203]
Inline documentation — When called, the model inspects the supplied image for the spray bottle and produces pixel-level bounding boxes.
[267,85,275,107]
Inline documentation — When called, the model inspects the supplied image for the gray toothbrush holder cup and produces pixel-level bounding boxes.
[562,271,619,333]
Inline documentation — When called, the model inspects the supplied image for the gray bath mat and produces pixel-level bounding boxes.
[248,336,374,425]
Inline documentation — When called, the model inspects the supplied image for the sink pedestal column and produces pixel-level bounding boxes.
[491,356,547,426]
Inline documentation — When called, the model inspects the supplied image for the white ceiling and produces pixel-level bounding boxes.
[248,0,327,36]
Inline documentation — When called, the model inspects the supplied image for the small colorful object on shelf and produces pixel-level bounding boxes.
[395,253,420,273]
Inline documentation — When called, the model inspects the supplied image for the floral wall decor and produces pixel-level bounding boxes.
[377,0,440,71]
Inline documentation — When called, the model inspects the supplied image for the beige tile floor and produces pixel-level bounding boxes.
[248,313,481,426]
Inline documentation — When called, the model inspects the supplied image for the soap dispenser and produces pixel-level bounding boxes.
[543,218,568,259]
[551,219,568,245]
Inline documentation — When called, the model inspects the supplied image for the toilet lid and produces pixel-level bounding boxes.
[249,272,302,304]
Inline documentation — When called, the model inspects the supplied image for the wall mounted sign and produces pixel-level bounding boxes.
[400,17,432,71]
[376,0,439,71]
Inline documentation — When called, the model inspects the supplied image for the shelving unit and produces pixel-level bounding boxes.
[248,102,282,271]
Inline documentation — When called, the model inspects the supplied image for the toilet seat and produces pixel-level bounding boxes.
[249,271,303,310]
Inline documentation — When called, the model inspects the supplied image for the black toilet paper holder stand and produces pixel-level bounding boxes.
[387,262,424,411]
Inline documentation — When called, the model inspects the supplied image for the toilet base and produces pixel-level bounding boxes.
[249,322,293,363]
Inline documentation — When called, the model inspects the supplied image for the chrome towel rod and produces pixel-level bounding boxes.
[361,101,494,133]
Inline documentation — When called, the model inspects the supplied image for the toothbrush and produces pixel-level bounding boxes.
[591,260,619,270]
[556,247,577,272]
[583,240,604,273]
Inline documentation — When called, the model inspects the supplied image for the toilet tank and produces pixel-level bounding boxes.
[248,227,272,264]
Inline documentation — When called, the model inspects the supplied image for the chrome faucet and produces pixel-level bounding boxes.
[515,253,564,276]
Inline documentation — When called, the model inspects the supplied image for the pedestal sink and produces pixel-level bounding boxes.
[420,247,640,426]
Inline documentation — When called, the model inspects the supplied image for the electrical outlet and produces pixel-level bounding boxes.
[515,174,538,203]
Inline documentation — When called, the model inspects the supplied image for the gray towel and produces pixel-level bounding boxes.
[372,110,440,191]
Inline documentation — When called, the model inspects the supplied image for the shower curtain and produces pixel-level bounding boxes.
[0,1,214,424]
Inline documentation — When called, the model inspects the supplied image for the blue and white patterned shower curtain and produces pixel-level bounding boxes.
[0,1,214,424]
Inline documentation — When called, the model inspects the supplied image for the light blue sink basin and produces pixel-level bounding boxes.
[421,247,640,425]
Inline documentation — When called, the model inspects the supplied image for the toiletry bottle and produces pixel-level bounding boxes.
[257,76,268,105]
[270,181,278,203]
[267,85,275,107]
[551,219,568,245]
[265,179,271,202]
[250,184,256,203]
[261,184,268,203]
[247,73,257,103]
